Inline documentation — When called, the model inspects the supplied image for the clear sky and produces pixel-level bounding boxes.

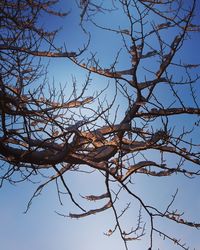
[1,1,200,250]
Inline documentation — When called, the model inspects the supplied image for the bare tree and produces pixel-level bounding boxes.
[1,0,200,249]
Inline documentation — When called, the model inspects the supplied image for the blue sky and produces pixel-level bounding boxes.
[1,1,200,250]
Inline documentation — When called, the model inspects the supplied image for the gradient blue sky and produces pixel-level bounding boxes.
[1,1,200,250]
